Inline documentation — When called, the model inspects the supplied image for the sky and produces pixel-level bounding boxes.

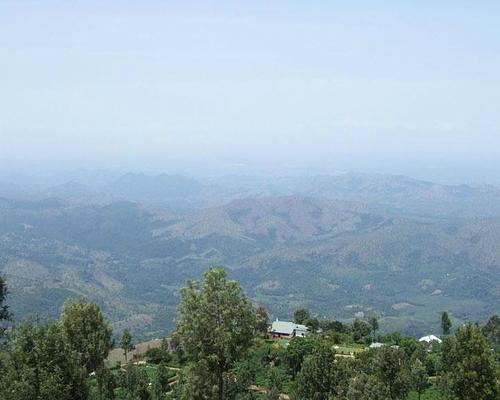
[1,1,500,181]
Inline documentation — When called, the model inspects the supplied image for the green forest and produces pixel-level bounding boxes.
[0,270,498,400]
[2,192,499,340]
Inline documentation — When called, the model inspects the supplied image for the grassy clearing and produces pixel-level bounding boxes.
[407,387,448,400]
[335,343,366,354]
[107,338,163,366]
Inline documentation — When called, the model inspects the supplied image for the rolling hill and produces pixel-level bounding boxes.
[5,171,500,217]
[1,183,499,339]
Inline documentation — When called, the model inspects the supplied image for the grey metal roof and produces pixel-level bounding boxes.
[270,319,308,335]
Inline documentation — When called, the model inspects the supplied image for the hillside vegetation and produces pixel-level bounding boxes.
[1,270,498,400]
[1,172,499,338]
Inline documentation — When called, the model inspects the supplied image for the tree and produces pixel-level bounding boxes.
[352,319,371,343]
[441,312,451,336]
[283,336,316,377]
[175,268,256,400]
[169,332,186,366]
[0,320,88,400]
[441,323,498,400]
[264,367,282,400]
[379,332,402,346]
[320,319,347,334]
[96,366,116,400]
[304,317,320,332]
[0,276,11,337]
[225,359,257,400]
[368,316,379,342]
[347,373,388,400]
[297,342,352,400]
[120,328,134,364]
[145,347,171,365]
[161,336,170,352]
[151,363,170,400]
[60,299,114,374]
[182,359,218,399]
[117,363,151,400]
[410,358,428,400]
[399,336,419,358]
[133,367,152,400]
[482,314,499,350]
[294,308,311,324]
[375,347,410,400]
[255,306,270,336]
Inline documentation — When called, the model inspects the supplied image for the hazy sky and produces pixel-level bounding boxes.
[1,1,499,179]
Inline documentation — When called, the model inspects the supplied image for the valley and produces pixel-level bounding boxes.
[1,172,499,339]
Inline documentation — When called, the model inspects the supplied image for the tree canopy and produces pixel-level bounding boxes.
[297,342,352,399]
[0,269,499,400]
[441,323,498,400]
[60,299,114,374]
[255,305,270,336]
[293,308,311,325]
[120,329,134,364]
[0,276,11,337]
[0,320,88,400]
[175,267,256,400]
[441,312,452,336]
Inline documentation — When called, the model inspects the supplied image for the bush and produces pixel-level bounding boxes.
[145,347,171,364]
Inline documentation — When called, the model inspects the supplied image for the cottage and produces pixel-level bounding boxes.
[418,335,442,344]
[269,319,309,339]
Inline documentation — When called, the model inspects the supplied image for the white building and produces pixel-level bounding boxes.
[269,319,309,339]
[418,335,442,344]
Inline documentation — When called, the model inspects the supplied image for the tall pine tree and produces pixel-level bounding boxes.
[175,267,256,400]
[441,312,452,336]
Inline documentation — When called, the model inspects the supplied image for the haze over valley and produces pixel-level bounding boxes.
[1,170,498,339]
[2,2,500,399]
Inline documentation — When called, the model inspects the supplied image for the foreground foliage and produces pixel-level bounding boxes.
[0,271,499,400]
[175,268,256,400]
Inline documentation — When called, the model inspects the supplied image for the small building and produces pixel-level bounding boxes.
[369,342,384,349]
[269,319,309,339]
[418,335,442,344]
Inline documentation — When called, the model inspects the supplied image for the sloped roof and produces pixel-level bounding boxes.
[270,320,308,335]
[418,335,442,343]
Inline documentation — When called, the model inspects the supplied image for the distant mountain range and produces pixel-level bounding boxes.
[0,172,499,339]
[3,171,500,217]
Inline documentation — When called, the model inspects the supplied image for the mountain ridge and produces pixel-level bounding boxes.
[1,189,499,339]
[3,171,500,217]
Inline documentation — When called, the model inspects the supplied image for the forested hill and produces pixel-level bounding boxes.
[1,173,499,339]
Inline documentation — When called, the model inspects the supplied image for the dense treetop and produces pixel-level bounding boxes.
[0,269,498,400]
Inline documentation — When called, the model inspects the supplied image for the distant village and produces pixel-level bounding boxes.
[268,318,442,345]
